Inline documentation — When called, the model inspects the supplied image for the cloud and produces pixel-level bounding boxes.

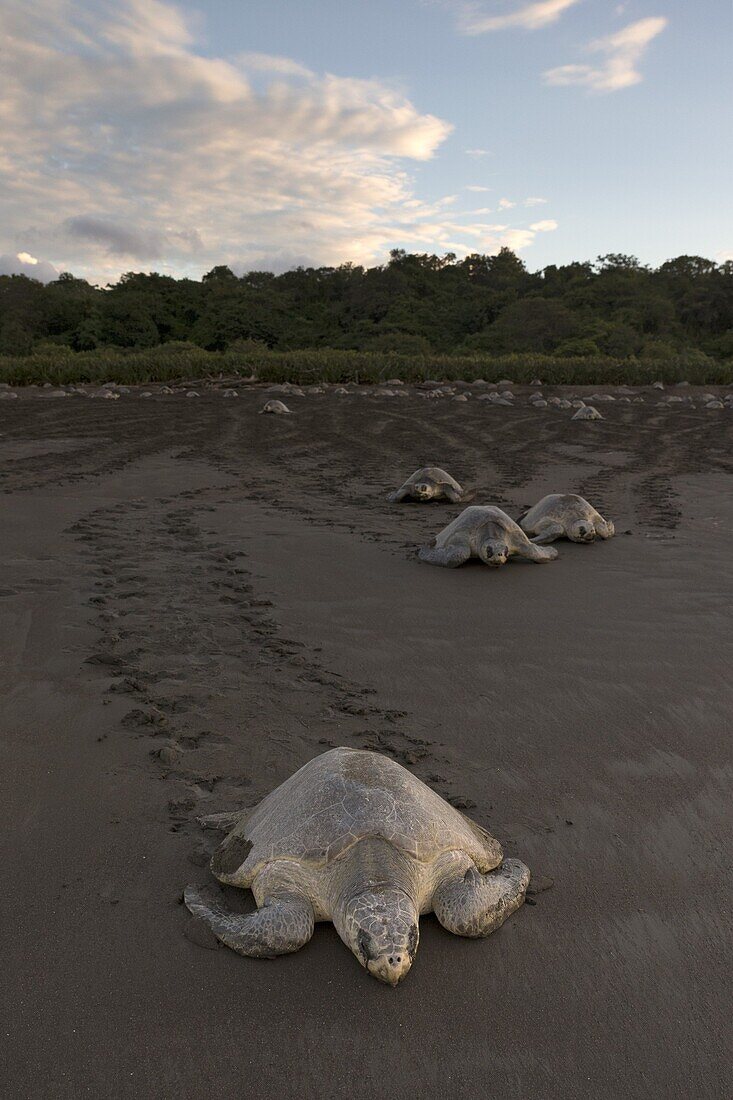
[64,217,166,260]
[465,185,492,192]
[544,16,668,92]
[0,0,455,281]
[411,215,558,255]
[0,251,59,281]
[236,52,314,79]
[453,0,582,34]
[63,215,203,260]
[230,251,321,276]
[0,0,558,278]
[524,196,547,206]
[495,222,557,250]
[498,198,516,209]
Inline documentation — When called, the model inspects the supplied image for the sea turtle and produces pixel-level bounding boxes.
[571,406,603,420]
[387,466,467,504]
[184,747,529,985]
[519,493,615,544]
[261,399,291,415]
[418,506,558,567]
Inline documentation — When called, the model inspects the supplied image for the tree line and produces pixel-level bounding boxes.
[1,249,731,361]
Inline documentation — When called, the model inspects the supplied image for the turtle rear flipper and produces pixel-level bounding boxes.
[197,810,250,834]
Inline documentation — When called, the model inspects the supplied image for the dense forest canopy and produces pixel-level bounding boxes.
[1,249,731,361]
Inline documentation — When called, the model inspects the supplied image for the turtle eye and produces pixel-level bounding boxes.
[357,930,374,962]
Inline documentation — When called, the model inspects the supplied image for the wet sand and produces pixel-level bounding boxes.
[1,383,732,1098]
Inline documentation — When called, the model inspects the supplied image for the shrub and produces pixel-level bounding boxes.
[553,338,602,357]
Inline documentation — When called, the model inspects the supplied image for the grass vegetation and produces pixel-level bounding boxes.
[1,344,731,388]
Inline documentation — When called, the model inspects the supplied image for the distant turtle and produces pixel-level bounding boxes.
[261,399,291,415]
[519,494,615,544]
[419,505,558,567]
[387,466,467,504]
[184,747,529,985]
[571,406,603,421]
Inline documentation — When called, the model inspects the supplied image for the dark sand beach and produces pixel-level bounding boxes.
[1,383,731,1099]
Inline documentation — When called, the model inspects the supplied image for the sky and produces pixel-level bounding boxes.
[0,0,730,284]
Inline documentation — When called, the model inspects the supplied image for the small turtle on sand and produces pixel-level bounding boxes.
[419,506,558,567]
[184,747,529,985]
[387,466,467,504]
[519,494,615,544]
[571,406,603,421]
[261,399,291,415]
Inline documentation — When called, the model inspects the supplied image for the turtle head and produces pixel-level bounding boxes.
[478,539,509,567]
[568,519,596,543]
[412,480,437,500]
[340,888,419,986]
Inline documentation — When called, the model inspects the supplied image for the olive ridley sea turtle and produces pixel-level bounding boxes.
[571,406,603,421]
[387,466,467,503]
[184,747,529,985]
[519,493,615,544]
[261,399,291,414]
[418,505,558,567]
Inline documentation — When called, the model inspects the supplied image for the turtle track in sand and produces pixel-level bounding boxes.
[6,387,733,841]
[4,387,732,542]
[67,484,453,863]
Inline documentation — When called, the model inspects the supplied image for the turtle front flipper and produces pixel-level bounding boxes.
[184,885,314,958]
[432,858,530,938]
[386,486,410,503]
[517,539,558,562]
[529,521,565,545]
[418,543,471,567]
